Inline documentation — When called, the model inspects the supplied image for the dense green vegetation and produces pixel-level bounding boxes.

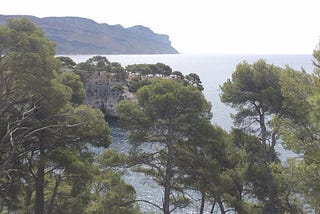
[118,79,211,213]
[0,18,140,214]
[118,51,320,213]
[1,17,320,214]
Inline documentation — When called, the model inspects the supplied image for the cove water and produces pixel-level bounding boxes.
[69,54,313,213]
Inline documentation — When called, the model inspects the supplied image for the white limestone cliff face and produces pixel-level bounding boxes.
[81,70,135,117]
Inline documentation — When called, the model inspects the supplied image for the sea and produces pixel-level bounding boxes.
[68,54,313,213]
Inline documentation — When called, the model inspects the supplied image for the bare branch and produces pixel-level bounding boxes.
[122,199,163,211]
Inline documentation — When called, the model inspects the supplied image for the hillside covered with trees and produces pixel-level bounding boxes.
[1,18,320,214]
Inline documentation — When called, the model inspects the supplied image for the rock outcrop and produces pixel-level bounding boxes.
[80,71,134,117]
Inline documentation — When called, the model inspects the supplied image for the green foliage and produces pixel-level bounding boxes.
[128,75,152,92]
[135,79,211,122]
[97,149,127,167]
[41,78,73,114]
[5,17,320,214]
[0,18,61,212]
[151,62,172,76]
[111,62,128,81]
[56,71,86,105]
[174,122,231,212]
[270,162,306,213]
[85,149,141,214]
[126,64,153,76]
[67,104,111,147]
[76,55,111,71]
[312,41,320,69]
[0,25,10,60]
[277,47,320,213]
[126,62,172,77]
[280,66,313,122]
[224,129,265,213]
[278,67,314,153]
[56,56,76,69]
[76,61,95,71]
[87,56,111,71]
[1,18,58,103]
[184,73,204,91]
[86,173,140,214]
[171,71,184,80]
[0,18,132,214]
[220,59,286,213]
[118,79,211,213]
[221,60,283,124]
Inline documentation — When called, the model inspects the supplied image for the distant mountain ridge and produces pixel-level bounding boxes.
[0,15,179,54]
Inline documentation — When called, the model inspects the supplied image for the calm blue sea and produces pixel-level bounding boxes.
[69,54,313,213]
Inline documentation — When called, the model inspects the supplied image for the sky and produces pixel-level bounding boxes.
[1,0,319,54]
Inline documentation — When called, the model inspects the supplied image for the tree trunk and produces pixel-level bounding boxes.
[260,111,276,213]
[199,191,206,214]
[163,139,173,214]
[210,202,215,214]
[48,175,61,214]
[265,168,276,213]
[34,143,45,214]
[217,198,226,214]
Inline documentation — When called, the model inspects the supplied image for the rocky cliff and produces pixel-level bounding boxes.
[0,15,179,55]
[80,71,135,117]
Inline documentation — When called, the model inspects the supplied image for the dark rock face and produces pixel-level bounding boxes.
[80,70,135,117]
[0,15,179,55]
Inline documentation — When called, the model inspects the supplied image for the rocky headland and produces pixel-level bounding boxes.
[0,15,179,54]
[80,70,135,117]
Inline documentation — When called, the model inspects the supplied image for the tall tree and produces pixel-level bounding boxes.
[184,73,204,91]
[174,122,230,214]
[0,18,113,213]
[0,18,58,200]
[117,79,211,214]
[277,45,320,213]
[220,59,283,212]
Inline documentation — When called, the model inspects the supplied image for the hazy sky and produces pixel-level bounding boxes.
[1,0,319,54]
